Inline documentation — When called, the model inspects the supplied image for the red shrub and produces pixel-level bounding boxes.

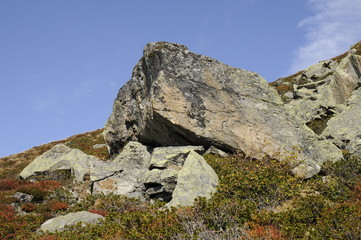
[351,181,361,200]
[0,203,15,221]
[0,179,20,191]
[89,208,110,217]
[39,234,58,240]
[50,201,68,212]
[35,180,61,191]
[247,223,284,240]
[21,203,36,212]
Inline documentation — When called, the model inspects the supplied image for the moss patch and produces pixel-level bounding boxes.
[306,114,334,135]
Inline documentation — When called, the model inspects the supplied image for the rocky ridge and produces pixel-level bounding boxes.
[271,41,361,157]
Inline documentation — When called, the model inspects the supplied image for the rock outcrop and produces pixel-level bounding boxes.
[322,87,361,156]
[271,41,361,133]
[104,41,342,178]
[39,211,104,233]
[142,146,208,205]
[271,41,361,158]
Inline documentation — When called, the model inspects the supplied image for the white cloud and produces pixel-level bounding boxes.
[289,0,361,73]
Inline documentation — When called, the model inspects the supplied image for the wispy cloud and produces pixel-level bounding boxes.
[289,0,361,73]
[73,79,97,97]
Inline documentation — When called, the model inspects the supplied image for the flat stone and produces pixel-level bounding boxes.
[39,211,104,233]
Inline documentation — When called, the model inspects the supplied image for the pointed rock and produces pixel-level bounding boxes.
[19,144,99,183]
[166,150,218,208]
[104,41,342,178]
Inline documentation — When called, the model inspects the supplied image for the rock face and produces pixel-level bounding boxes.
[104,41,342,178]
[322,87,361,156]
[39,211,104,233]
[92,141,151,198]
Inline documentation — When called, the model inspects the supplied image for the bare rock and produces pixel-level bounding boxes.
[142,146,202,202]
[104,41,342,178]
[272,43,361,136]
[322,88,361,157]
[149,145,204,169]
[205,146,229,157]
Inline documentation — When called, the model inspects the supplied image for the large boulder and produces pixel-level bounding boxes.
[104,41,342,178]
[39,211,104,233]
[141,145,207,202]
[19,144,99,183]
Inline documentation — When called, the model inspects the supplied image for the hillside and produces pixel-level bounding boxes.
[1,42,361,239]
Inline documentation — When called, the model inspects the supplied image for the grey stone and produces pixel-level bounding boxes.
[91,141,151,198]
[93,143,107,150]
[205,146,229,157]
[89,160,123,182]
[273,50,361,129]
[112,141,152,169]
[149,146,204,169]
[39,211,104,233]
[19,144,98,183]
[322,88,361,157]
[141,146,199,201]
[104,41,342,178]
[143,168,179,202]
[166,151,219,208]
[13,192,34,203]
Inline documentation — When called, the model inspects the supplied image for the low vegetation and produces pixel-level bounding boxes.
[0,130,360,239]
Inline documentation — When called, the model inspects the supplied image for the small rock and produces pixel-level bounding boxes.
[205,146,229,157]
[93,144,107,150]
[13,192,34,203]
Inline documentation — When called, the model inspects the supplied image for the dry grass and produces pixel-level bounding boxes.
[0,129,108,179]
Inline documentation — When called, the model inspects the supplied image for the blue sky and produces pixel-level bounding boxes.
[1,0,361,157]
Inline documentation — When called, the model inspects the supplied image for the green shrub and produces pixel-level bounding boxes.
[16,186,48,202]
[310,200,361,239]
[204,154,302,209]
[254,194,328,239]
[65,129,109,160]
[0,203,44,239]
[314,155,361,201]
